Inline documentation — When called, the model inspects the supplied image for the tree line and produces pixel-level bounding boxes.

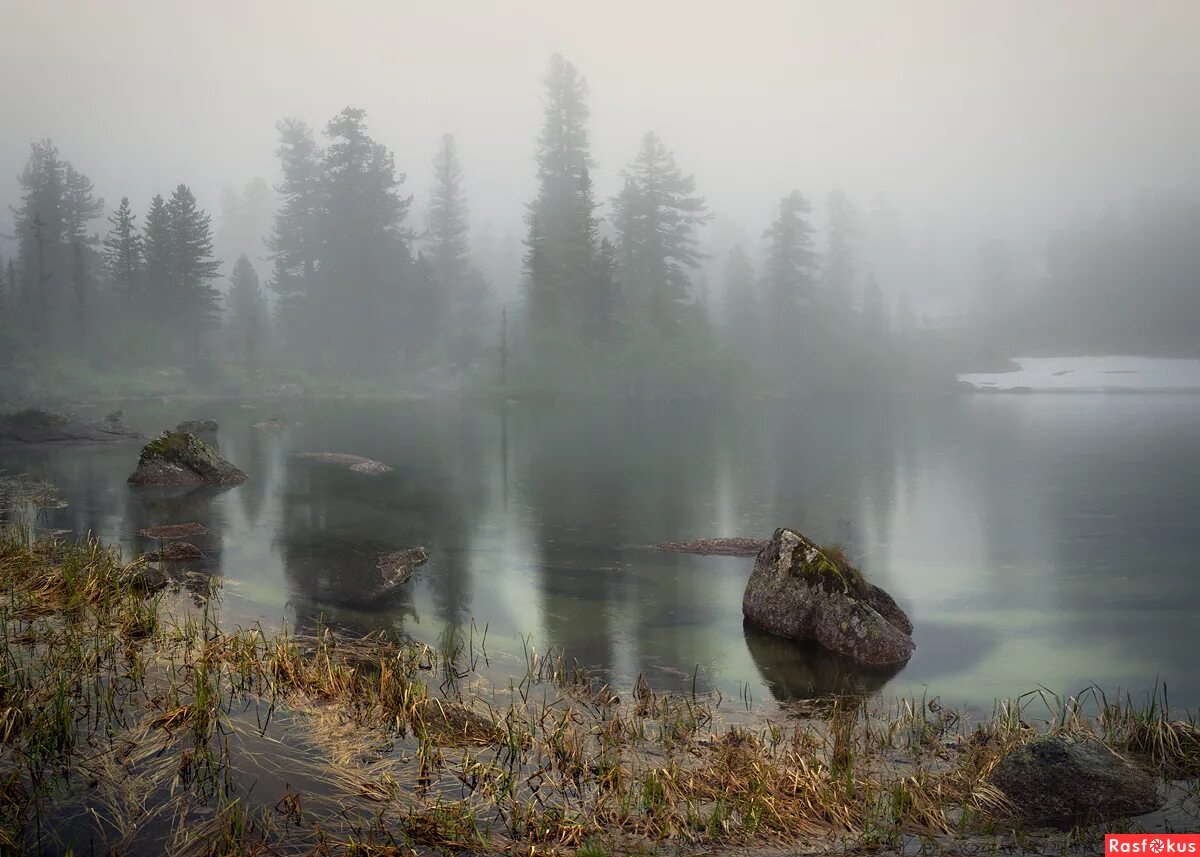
[15,53,1189,397]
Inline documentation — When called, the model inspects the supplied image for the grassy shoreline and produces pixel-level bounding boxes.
[0,527,1196,855]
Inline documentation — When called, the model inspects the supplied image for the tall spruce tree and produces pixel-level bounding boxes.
[321,107,414,366]
[226,254,267,375]
[103,197,142,307]
[12,140,66,346]
[762,191,819,332]
[425,133,487,361]
[523,54,601,343]
[167,184,222,352]
[141,193,173,347]
[267,118,324,351]
[611,131,709,337]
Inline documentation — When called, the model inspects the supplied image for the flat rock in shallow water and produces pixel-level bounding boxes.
[293,452,392,475]
[989,734,1161,828]
[128,432,248,487]
[0,409,143,444]
[656,537,768,557]
[138,522,209,540]
[742,527,914,667]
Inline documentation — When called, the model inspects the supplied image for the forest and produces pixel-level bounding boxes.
[1,53,1198,401]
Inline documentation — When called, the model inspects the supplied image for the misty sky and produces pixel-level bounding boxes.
[4,0,1199,298]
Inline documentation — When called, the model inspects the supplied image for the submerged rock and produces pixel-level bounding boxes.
[742,528,914,667]
[376,547,429,589]
[127,432,248,486]
[176,418,219,435]
[293,452,392,475]
[989,734,1161,828]
[656,537,768,557]
[138,522,209,540]
[142,541,205,562]
[0,409,143,444]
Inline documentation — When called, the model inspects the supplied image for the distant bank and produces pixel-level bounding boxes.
[959,356,1200,393]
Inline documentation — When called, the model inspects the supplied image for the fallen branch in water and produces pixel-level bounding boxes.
[654,537,768,557]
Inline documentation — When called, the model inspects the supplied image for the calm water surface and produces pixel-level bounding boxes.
[3,395,1198,711]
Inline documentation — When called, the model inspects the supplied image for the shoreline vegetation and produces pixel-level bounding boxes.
[0,526,1196,855]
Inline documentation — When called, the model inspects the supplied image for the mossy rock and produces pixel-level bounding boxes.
[989,734,1161,828]
[128,431,247,487]
[742,528,914,667]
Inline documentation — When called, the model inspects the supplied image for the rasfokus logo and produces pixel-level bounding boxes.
[1106,835,1200,854]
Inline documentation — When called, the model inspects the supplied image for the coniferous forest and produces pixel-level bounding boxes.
[1,53,1199,401]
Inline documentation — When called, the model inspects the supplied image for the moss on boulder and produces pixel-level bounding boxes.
[127,431,247,487]
[742,527,914,667]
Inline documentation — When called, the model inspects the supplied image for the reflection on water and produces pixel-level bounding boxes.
[2,394,1199,709]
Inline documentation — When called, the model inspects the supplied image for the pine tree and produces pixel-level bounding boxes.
[267,118,324,350]
[141,193,173,338]
[62,164,103,243]
[523,55,600,342]
[762,191,819,329]
[12,140,66,345]
[226,254,267,375]
[166,184,222,351]
[611,131,710,337]
[103,197,142,306]
[425,133,487,362]
[319,107,413,367]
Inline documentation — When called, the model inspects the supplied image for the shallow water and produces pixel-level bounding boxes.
[3,394,1198,711]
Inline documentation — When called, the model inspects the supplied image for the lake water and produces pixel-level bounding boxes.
[3,393,1198,713]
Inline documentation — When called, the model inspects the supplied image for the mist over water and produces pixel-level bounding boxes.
[4,395,1197,709]
[1,0,1199,710]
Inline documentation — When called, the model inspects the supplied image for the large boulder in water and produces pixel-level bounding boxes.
[128,431,247,487]
[0,409,143,444]
[989,734,1161,828]
[742,528,914,667]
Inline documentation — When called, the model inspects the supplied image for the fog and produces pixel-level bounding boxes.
[2,0,1199,394]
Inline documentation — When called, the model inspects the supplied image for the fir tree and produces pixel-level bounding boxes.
[611,131,710,337]
[425,133,487,361]
[226,254,267,375]
[141,193,172,334]
[12,140,66,344]
[166,184,222,349]
[523,55,600,342]
[762,191,819,330]
[103,197,142,306]
[319,107,413,367]
[62,164,103,242]
[267,118,324,348]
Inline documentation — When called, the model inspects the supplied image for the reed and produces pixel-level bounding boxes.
[0,526,1193,855]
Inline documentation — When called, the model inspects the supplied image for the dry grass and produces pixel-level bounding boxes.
[0,525,1194,856]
